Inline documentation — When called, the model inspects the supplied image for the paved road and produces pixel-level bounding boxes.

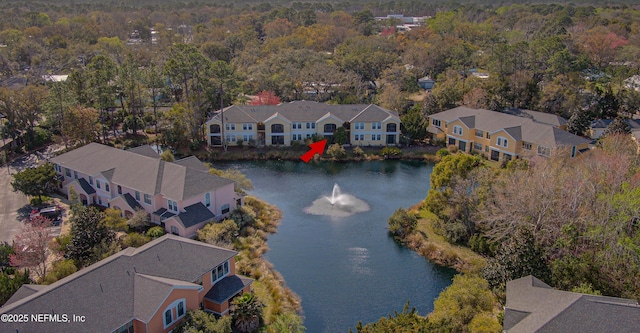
[0,166,28,244]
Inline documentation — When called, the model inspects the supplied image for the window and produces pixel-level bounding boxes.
[271,135,284,145]
[89,176,93,185]
[386,123,397,132]
[571,145,577,158]
[168,200,178,212]
[105,184,110,192]
[242,123,253,131]
[306,134,312,138]
[306,122,316,129]
[475,130,484,138]
[96,180,101,189]
[270,124,284,133]
[243,134,253,141]
[431,119,441,127]
[486,133,491,139]
[225,135,237,142]
[374,134,381,141]
[65,168,71,177]
[117,185,122,194]
[163,299,186,329]
[497,137,508,148]
[324,124,337,133]
[210,124,221,134]
[144,194,152,205]
[473,143,483,151]
[205,193,211,207]
[355,134,364,141]
[171,226,179,235]
[54,164,61,173]
[74,171,78,179]
[453,125,463,136]
[354,122,365,130]
[292,122,302,129]
[135,191,140,201]
[522,142,532,150]
[538,146,550,157]
[211,261,230,284]
[372,122,382,130]
[221,204,230,214]
[225,123,235,131]
[292,134,302,141]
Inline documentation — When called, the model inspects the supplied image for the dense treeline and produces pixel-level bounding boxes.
[2,3,640,152]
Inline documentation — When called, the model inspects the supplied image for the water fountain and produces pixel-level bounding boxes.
[303,183,370,217]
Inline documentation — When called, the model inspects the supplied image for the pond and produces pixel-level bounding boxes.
[223,160,455,332]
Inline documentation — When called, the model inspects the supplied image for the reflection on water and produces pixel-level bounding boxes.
[222,160,455,333]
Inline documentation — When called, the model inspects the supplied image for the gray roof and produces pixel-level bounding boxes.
[50,143,234,201]
[205,275,253,304]
[174,156,209,172]
[76,177,96,195]
[125,145,160,159]
[207,101,399,125]
[122,193,143,211]
[505,275,640,333]
[431,107,590,149]
[0,235,240,333]
[173,202,216,229]
[4,284,46,306]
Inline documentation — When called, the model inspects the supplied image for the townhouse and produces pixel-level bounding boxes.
[0,235,253,333]
[49,143,241,238]
[205,100,401,147]
[427,106,591,161]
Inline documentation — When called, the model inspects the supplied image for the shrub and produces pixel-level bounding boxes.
[42,259,77,284]
[353,146,365,157]
[237,139,244,148]
[123,232,152,248]
[146,226,166,239]
[436,148,450,158]
[387,208,418,240]
[326,143,346,159]
[381,146,402,159]
[447,144,458,153]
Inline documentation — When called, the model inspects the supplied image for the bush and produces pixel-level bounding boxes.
[42,259,77,284]
[353,146,365,157]
[123,232,152,248]
[381,146,402,159]
[327,143,346,159]
[436,148,450,158]
[447,145,458,153]
[229,206,257,229]
[237,139,244,148]
[387,208,418,240]
[146,226,166,239]
[25,127,52,150]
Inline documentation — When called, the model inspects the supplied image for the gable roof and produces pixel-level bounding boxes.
[431,107,590,149]
[50,143,234,201]
[505,275,640,333]
[171,202,216,229]
[0,235,241,333]
[206,101,399,125]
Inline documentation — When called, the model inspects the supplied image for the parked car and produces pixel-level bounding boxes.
[34,206,63,225]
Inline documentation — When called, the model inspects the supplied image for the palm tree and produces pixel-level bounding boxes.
[231,292,263,333]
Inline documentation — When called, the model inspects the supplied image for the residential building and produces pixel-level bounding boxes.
[49,143,241,238]
[427,106,591,161]
[504,275,640,332]
[588,118,640,140]
[205,101,401,147]
[0,234,253,333]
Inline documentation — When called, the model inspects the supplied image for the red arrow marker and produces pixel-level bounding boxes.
[300,139,327,163]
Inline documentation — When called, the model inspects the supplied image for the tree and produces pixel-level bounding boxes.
[387,208,418,240]
[0,269,30,306]
[354,302,427,333]
[66,206,115,267]
[602,117,631,138]
[160,149,174,162]
[231,292,264,333]
[63,106,99,145]
[146,226,166,239]
[173,310,232,333]
[9,215,53,281]
[400,106,428,143]
[333,127,347,145]
[11,163,59,204]
[41,259,76,285]
[127,208,149,231]
[228,206,256,229]
[102,207,127,231]
[427,275,498,332]
[249,91,281,105]
[266,313,306,333]
[123,232,151,248]
[208,166,254,192]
